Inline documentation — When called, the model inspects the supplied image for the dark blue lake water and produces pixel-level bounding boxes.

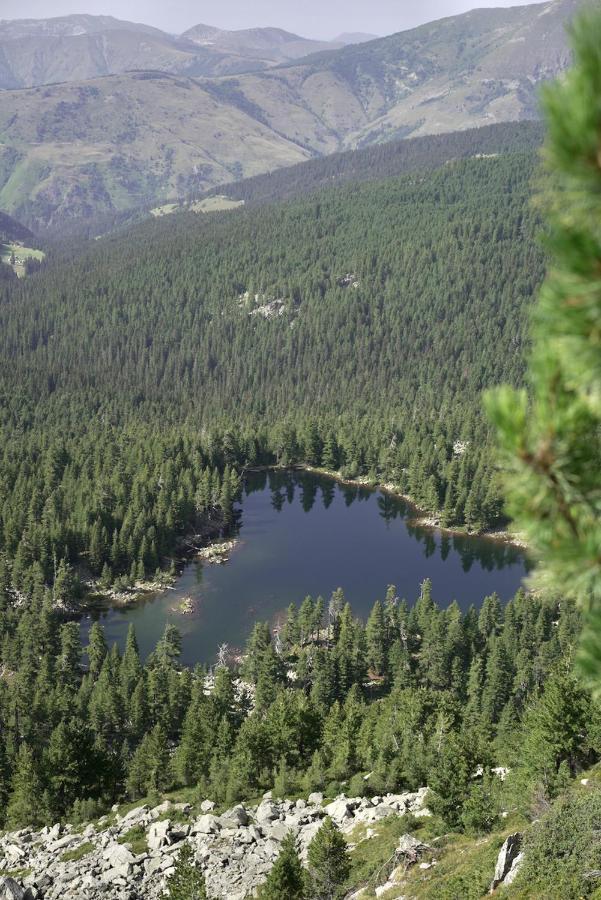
[84,470,529,665]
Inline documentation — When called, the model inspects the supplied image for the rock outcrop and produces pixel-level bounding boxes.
[0,790,431,900]
[490,832,524,892]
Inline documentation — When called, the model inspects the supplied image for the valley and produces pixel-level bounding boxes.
[0,3,599,899]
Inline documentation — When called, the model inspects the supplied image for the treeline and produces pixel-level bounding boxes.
[0,149,545,595]
[201,120,543,209]
[0,581,594,833]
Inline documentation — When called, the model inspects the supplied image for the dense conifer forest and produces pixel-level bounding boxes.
[0,147,544,598]
[200,121,544,210]
[0,577,593,837]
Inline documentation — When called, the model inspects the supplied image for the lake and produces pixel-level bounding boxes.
[84,470,529,666]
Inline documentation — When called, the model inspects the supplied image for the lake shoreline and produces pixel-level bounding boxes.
[81,513,237,614]
[80,463,527,620]
[245,464,529,552]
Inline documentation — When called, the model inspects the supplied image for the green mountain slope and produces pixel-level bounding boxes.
[0,72,310,229]
[0,209,33,244]
[227,0,575,154]
[0,147,544,558]
[199,120,544,209]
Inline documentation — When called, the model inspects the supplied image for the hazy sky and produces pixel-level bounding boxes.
[0,0,548,39]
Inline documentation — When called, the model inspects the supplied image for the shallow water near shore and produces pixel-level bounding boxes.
[83,470,529,665]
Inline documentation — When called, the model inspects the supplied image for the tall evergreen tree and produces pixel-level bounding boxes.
[161,843,207,900]
[306,817,351,900]
[486,5,601,690]
[256,832,306,900]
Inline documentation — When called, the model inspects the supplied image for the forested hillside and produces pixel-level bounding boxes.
[199,120,544,210]
[0,148,545,601]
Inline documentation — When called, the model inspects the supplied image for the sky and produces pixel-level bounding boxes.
[0,0,548,40]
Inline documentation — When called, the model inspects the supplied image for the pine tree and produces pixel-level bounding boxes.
[6,744,47,828]
[366,601,387,676]
[519,668,591,799]
[126,724,172,799]
[161,843,207,900]
[485,6,601,690]
[306,817,351,900]
[256,832,306,899]
[87,621,108,680]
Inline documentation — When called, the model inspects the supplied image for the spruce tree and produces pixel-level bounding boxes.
[306,817,351,900]
[6,743,46,828]
[256,832,306,900]
[366,601,387,676]
[161,843,207,900]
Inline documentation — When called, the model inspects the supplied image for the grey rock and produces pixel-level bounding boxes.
[200,800,215,813]
[255,801,279,824]
[503,852,524,886]
[323,799,353,822]
[102,844,135,869]
[265,823,290,842]
[0,879,25,900]
[397,833,432,860]
[147,819,171,851]
[490,833,523,892]
[191,815,221,835]
[219,805,248,828]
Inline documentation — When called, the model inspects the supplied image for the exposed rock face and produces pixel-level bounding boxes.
[0,790,430,899]
[0,878,26,900]
[490,832,524,892]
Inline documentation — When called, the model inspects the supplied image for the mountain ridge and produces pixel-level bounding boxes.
[0,15,345,89]
[0,0,577,228]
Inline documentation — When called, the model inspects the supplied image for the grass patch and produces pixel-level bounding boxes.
[118,826,148,855]
[397,829,507,900]
[2,868,31,879]
[1,241,45,277]
[61,842,95,863]
[345,814,429,898]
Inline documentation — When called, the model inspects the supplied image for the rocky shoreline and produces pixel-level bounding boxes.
[288,465,529,552]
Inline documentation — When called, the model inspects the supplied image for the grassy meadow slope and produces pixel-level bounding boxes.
[222,0,575,152]
[0,73,310,228]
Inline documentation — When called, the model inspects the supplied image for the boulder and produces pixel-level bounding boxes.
[149,801,172,819]
[265,823,290,843]
[324,799,353,822]
[396,833,432,865]
[191,815,221,835]
[118,805,149,828]
[147,819,171,851]
[219,805,248,828]
[504,853,524,886]
[490,833,523,892]
[255,801,280,825]
[0,880,25,900]
[102,844,135,869]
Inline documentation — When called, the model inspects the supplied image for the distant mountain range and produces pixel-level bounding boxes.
[0,0,578,228]
[0,15,357,88]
